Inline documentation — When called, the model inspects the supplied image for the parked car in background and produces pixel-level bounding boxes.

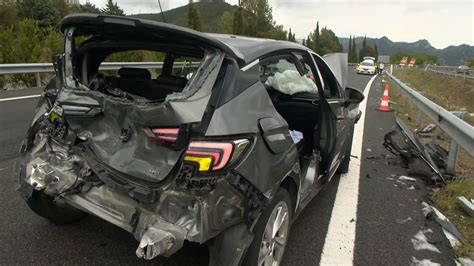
[363,56,376,62]
[456,65,470,74]
[357,60,376,75]
[18,14,364,266]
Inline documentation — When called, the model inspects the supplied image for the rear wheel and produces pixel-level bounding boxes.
[26,191,87,225]
[244,188,292,266]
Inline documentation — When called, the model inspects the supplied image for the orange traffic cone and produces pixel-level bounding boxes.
[377,84,392,112]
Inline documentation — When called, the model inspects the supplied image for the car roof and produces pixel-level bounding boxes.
[205,33,308,64]
[61,14,308,66]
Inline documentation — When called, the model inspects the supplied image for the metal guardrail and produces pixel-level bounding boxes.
[386,72,474,162]
[425,65,474,80]
[0,62,200,88]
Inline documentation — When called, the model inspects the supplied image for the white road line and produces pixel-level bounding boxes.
[0,94,41,102]
[320,75,377,265]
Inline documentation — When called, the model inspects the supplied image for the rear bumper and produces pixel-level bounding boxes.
[64,185,187,259]
[20,153,248,260]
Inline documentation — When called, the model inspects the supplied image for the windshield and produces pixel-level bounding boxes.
[361,61,374,66]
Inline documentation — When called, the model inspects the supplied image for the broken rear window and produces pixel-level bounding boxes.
[61,27,223,104]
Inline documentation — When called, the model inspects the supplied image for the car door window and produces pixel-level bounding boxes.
[259,56,318,96]
[311,54,342,99]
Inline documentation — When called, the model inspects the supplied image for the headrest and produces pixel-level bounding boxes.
[118,68,151,80]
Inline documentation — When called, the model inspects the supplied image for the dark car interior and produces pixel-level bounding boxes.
[259,56,323,159]
[75,43,203,102]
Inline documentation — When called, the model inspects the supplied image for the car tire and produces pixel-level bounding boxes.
[243,188,292,266]
[337,125,355,174]
[26,191,87,225]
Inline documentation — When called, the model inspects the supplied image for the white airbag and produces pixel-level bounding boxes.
[265,70,317,95]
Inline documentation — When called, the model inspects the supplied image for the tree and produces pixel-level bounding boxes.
[302,38,306,46]
[314,21,320,52]
[306,36,311,49]
[101,0,124,16]
[232,6,243,34]
[348,35,352,58]
[0,1,18,30]
[255,0,273,36]
[72,3,101,14]
[187,0,201,31]
[287,28,296,42]
[468,58,474,68]
[239,0,274,37]
[219,11,234,33]
[350,35,358,63]
[17,0,60,28]
[318,27,343,55]
[359,35,377,60]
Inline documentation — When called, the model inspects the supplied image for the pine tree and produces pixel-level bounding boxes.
[314,21,320,53]
[362,35,367,48]
[187,0,201,31]
[348,35,352,60]
[351,35,358,62]
[101,0,124,16]
[232,6,243,35]
[288,28,292,41]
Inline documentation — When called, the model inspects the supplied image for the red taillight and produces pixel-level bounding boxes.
[184,140,249,172]
[143,128,179,142]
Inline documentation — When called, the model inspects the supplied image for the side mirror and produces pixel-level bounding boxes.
[344,87,365,107]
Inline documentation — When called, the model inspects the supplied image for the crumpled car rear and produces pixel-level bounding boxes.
[18,14,256,262]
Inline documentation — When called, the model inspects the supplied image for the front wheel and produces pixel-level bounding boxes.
[244,188,292,266]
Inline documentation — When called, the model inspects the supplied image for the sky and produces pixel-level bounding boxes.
[84,0,473,49]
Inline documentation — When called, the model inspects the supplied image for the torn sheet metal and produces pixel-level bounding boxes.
[421,201,464,246]
[384,117,446,184]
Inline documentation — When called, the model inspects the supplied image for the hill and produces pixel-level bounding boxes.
[130,1,235,33]
[339,36,474,65]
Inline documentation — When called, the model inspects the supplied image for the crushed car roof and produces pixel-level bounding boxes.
[61,14,307,66]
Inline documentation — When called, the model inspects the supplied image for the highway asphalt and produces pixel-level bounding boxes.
[0,71,455,265]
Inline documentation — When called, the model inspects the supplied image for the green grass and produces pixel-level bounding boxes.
[432,179,474,259]
[393,68,474,126]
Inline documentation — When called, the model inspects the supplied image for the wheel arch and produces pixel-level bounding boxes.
[280,175,299,215]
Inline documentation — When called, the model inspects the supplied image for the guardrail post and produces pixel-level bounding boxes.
[447,111,465,173]
[416,92,426,127]
[35,73,41,88]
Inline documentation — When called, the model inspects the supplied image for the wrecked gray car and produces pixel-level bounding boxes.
[18,14,364,265]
